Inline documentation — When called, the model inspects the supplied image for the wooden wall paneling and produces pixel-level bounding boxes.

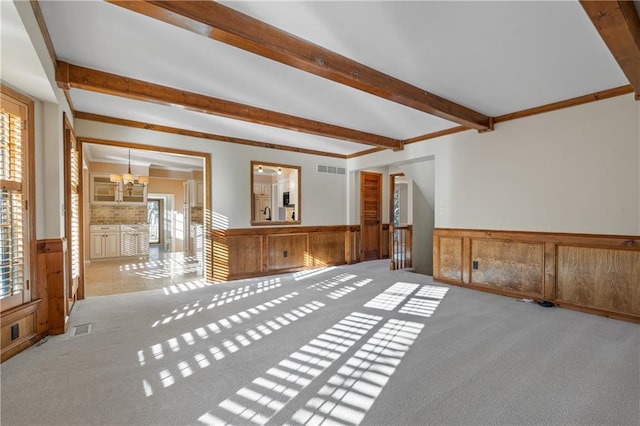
[226,235,263,280]
[470,238,544,298]
[36,249,50,333]
[1,314,34,355]
[211,230,229,282]
[345,226,360,264]
[433,228,640,322]
[381,224,390,259]
[212,225,357,280]
[462,237,471,284]
[267,234,308,271]
[556,245,640,317]
[544,242,557,300]
[0,300,41,362]
[345,229,353,264]
[434,227,640,248]
[309,231,345,267]
[437,237,463,283]
[432,234,440,280]
[37,238,68,335]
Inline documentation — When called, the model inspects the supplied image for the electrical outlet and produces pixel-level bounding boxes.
[283,251,288,258]
[472,260,479,270]
[11,324,19,341]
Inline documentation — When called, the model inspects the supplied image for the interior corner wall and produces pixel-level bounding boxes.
[411,182,434,275]
[34,100,45,240]
[74,120,348,229]
[41,102,65,239]
[347,94,640,236]
[397,160,435,275]
[11,1,74,241]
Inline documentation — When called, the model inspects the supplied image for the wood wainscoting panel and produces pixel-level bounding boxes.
[226,235,263,280]
[381,224,390,259]
[309,232,345,267]
[0,300,41,362]
[37,238,68,335]
[471,239,544,298]
[557,246,640,317]
[1,312,35,357]
[345,226,360,264]
[267,234,308,271]
[438,237,463,283]
[434,228,640,322]
[212,225,357,280]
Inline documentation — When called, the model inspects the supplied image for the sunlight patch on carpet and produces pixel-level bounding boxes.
[198,312,382,425]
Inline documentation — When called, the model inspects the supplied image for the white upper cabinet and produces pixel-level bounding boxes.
[90,173,147,205]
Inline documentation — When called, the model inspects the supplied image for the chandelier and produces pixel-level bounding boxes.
[109,150,148,195]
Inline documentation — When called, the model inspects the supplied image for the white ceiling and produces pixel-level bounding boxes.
[5,1,632,162]
[0,1,56,103]
[83,143,204,171]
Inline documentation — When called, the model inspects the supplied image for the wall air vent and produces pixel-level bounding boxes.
[317,165,346,175]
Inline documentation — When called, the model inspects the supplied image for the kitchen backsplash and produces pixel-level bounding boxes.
[90,205,148,224]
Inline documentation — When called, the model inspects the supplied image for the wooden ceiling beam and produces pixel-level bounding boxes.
[56,61,401,150]
[581,1,640,99]
[107,0,493,132]
[75,111,348,159]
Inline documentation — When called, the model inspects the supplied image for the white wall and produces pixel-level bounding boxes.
[12,1,73,240]
[41,102,65,238]
[349,94,640,235]
[411,182,434,275]
[398,160,435,274]
[75,120,348,229]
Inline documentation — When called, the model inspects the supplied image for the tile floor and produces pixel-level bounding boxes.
[84,246,204,297]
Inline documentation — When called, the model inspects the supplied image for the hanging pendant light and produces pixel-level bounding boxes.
[123,150,134,185]
[110,149,148,194]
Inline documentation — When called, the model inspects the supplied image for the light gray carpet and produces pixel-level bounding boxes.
[1,260,638,425]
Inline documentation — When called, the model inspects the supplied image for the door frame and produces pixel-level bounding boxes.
[77,137,212,280]
[63,113,83,304]
[147,197,164,245]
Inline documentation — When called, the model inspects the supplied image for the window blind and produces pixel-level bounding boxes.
[0,109,24,299]
[70,144,80,279]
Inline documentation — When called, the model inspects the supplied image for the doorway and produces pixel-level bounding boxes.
[79,139,211,296]
[147,198,163,245]
[389,173,412,270]
[360,171,382,261]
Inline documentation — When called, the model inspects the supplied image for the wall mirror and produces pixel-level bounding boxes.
[251,161,301,225]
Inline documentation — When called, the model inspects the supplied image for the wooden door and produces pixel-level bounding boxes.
[360,171,382,261]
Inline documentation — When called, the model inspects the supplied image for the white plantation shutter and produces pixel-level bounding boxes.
[70,143,80,279]
[0,103,26,307]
